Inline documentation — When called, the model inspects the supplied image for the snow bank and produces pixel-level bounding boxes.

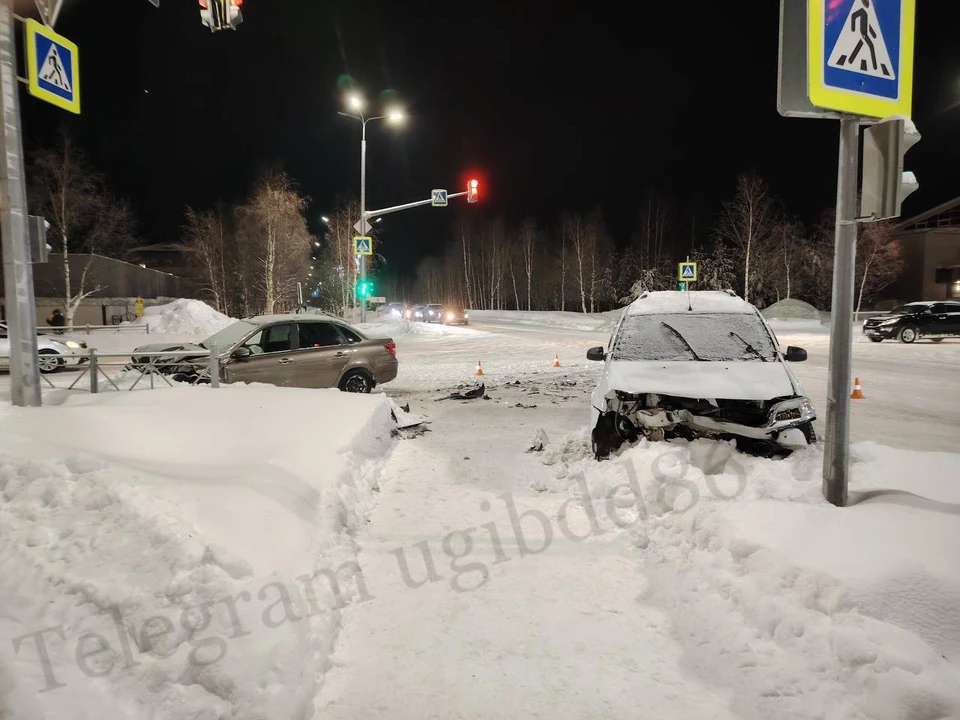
[550,439,960,719]
[0,385,396,719]
[126,299,234,336]
[762,298,825,322]
[468,309,621,333]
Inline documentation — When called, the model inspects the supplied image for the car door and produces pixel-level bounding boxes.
[0,323,9,368]
[931,303,960,336]
[223,322,297,386]
[293,321,350,388]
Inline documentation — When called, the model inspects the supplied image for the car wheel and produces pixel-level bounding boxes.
[930,338,944,343]
[339,369,373,394]
[898,326,918,344]
[37,349,63,374]
[868,336,883,343]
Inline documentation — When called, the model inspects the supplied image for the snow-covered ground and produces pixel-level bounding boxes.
[1,307,958,719]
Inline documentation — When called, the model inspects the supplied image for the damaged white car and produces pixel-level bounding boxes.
[586,290,816,459]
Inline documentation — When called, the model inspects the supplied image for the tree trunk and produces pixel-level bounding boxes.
[62,244,73,328]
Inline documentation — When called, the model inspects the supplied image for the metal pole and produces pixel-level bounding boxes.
[89,350,99,394]
[0,6,42,407]
[209,345,220,389]
[822,115,860,508]
[359,122,367,324]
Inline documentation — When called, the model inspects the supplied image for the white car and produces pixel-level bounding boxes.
[586,290,816,458]
[0,322,88,374]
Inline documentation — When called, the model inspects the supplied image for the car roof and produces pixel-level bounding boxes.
[243,313,349,325]
[625,290,755,316]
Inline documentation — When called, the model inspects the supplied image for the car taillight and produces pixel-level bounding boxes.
[385,342,396,358]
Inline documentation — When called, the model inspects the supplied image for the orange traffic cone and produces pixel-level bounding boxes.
[850,377,865,400]
[475,360,485,376]
[552,353,561,368]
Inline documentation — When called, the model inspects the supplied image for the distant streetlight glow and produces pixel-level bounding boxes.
[348,95,363,110]
[320,216,329,223]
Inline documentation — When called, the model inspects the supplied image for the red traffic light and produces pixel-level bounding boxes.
[467,179,479,203]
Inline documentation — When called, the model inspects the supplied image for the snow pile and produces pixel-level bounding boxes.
[468,309,622,333]
[128,299,234,336]
[762,298,824,322]
[550,438,960,719]
[0,385,396,719]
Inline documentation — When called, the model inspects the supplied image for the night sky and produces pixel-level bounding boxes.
[18,0,960,278]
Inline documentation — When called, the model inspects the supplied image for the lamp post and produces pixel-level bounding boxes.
[339,95,404,323]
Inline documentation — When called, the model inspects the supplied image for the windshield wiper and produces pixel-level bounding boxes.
[728,331,767,362]
[661,321,702,361]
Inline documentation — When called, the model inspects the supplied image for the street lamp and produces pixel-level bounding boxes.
[338,93,405,323]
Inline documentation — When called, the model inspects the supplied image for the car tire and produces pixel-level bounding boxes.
[37,349,63,374]
[868,336,883,343]
[339,368,373,394]
[898,326,918,344]
[930,338,944,343]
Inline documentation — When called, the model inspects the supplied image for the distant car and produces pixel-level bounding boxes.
[862,301,960,343]
[424,304,444,323]
[130,315,397,392]
[384,302,407,319]
[586,290,815,459]
[410,305,427,321]
[442,307,469,325]
[0,322,87,374]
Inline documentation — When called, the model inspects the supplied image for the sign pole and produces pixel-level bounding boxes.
[0,6,42,407]
[822,115,860,507]
[358,126,367,324]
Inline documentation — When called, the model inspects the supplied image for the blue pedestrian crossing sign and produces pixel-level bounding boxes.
[678,262,697,282]
[25,19,80,114]
[808,0,915,119]
[431,189,448,207]
[354,236,373,256]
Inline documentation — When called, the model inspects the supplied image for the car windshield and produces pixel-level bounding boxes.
[610,312,778,362]
[201,320,259,350]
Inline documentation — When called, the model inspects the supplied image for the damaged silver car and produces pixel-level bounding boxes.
[586,290,816,459]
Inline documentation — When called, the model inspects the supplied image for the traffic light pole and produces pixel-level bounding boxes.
[0,5,42,407]
[822,115,860,508]
[364,191,469,220]
[359,124,367,323]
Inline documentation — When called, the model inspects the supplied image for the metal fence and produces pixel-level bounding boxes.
[37,324,152,335]
[3,348,222,393]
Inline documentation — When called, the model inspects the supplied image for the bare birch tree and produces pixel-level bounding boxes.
[183,206,229,313]
[714,172,779,303]
[856,222,903,316]
[29,133,136,328]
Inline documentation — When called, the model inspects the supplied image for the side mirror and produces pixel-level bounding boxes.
[784,346,807,362]
[232,347,252,361]
[586,346,606,362]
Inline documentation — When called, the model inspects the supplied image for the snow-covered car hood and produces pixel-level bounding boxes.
[604,360,798,401]
[132,342,205,355]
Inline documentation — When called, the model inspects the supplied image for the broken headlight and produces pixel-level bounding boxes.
[768,397,816,425]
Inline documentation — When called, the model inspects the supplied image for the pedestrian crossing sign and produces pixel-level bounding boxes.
[808,0,915,119]
[354,236,372,256]
[678,262,697,282]
[25,19,80,114]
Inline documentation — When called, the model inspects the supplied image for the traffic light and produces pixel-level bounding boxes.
[677,282,686,292]
[467,178,479,203]
[358,281,373,298]
[860,117,920,221]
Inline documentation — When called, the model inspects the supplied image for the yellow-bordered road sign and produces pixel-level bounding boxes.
[25,19,80,114]
[678,262,697,282]
[354,236,373,256]
[808,0,914,119]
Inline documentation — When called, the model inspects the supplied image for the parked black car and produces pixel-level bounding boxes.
[862,301,960,343]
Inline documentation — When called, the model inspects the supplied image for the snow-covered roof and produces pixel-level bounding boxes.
[625,290,754,316]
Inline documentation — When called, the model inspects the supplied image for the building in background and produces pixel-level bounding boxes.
[0,253,199,326]
[892,196,960,301]
[128,243,190,279]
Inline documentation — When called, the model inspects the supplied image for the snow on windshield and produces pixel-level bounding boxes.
[611,313,778,362]
[202,320,258,349]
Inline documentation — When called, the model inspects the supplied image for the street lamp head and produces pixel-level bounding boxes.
[320,216,329,223]
[348,95,364,111]
[387,109,405,123]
